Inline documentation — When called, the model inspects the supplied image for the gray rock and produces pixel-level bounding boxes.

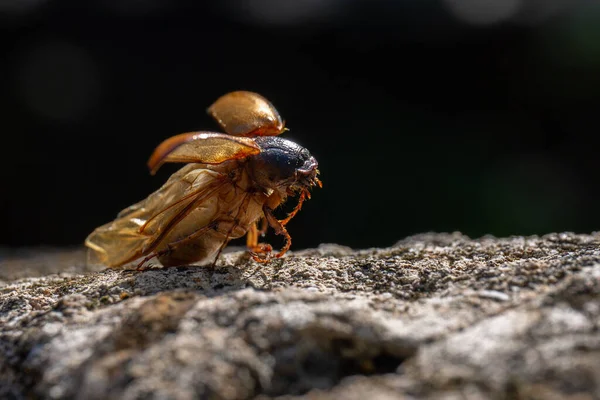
[1,232,600,399]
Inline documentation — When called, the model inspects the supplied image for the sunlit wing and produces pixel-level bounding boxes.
[207,91,285,137]
[140,178,226,253]
[147,131,260,175]
[85,165,225,267]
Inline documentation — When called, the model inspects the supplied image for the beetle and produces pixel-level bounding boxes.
[85,91,321,269]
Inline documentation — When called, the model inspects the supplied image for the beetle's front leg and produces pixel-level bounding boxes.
[257,205,292,260]
[279,189,308,226]
[249,242,274,263]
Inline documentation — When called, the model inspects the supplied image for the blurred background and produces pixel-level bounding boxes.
[2,0,600,252]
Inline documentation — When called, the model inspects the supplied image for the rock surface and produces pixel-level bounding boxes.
[1,232,600,399]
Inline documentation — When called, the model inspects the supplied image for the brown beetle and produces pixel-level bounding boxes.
[85,91,321,269]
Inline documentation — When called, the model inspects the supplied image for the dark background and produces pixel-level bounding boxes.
[2,0,600,251]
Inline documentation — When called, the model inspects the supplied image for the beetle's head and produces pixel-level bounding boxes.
[249,136,320,192]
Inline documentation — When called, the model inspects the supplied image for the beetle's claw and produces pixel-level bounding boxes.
[251,253,271,263]
[249,242,274,263]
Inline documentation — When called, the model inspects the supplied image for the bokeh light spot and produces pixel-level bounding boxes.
[443,0,521,26]
[511,0,572,26]
[223,0,345,26]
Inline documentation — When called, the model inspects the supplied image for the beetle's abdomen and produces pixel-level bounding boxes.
[157,230,224,267]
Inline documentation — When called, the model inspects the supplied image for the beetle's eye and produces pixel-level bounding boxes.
[300,148,311,160]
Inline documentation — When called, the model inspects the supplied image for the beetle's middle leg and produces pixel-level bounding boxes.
[246,222,258,249]
[211,193,253,267]
[246,222,273,257]
[136,221,218,270]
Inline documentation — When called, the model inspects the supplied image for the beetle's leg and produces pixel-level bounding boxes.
[246,222,258,249]
[279,189,308,226]
[136,221,218,270]
[246,221,273,256]
[262,206,292,259]
[136,252,164,271]
[248,216,274,263]
[250,243,274,263]
[211,193,253,267]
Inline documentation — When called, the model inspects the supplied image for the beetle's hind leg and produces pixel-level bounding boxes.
[136,246,174,271]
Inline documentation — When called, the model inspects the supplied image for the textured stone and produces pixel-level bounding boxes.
[1,232,599,399]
